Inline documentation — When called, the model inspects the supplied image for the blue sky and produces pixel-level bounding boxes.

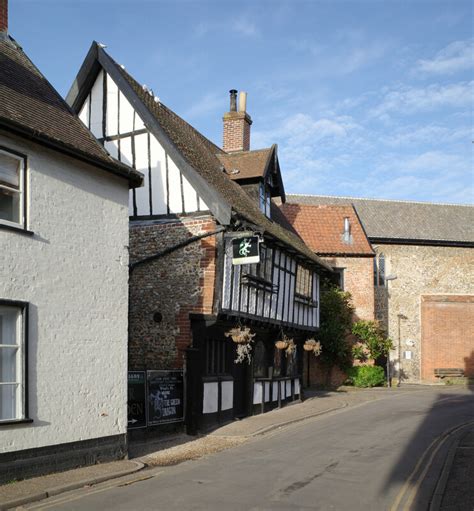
[9,0,473,204]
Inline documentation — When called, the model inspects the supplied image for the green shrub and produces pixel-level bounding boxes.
[347,365,386,388]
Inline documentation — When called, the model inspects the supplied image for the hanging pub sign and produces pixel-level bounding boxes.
[232,236,260,265]
[147,370,184,425]
[127,371,147,429]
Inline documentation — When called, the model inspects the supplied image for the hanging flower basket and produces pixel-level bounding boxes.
[285,339,296,356]
[304,338,322,356]
[275,340,289,350]
[225,325,256,364]
[225,326,255,345]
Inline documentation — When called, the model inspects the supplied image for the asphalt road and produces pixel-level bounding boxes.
[27,387,474,511]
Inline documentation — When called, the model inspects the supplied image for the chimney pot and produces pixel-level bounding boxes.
[229,89,238,112]
[0,0,8,34]
[238,91,247,113]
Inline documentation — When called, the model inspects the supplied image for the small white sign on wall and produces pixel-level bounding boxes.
[404,350,413,360]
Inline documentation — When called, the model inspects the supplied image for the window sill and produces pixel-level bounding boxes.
[0,418,33,426]
[0,223,34,236]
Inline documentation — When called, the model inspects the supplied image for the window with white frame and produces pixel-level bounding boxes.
[0,302,27,422]
[0,148,26,228]
[374,253,386,287]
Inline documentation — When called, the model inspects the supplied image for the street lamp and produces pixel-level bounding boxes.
[384,274,397,388]
[397,314,408,387]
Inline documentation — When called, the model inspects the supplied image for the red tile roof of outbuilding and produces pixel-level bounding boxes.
[277,203,374,256]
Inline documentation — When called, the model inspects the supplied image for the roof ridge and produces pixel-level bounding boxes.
[104,50,225,156]
[288,193,474,208]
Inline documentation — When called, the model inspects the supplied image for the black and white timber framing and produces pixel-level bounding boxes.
[67,42,331,433]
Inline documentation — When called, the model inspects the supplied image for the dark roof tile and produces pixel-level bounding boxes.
[0,38,142,187]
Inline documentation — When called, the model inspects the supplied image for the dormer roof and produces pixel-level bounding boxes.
[216,145,285,200]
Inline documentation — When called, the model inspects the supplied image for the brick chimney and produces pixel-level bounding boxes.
[0,0,7,34]
[223,89,252,152]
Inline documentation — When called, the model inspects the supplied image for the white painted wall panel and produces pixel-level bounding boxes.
[149,136,167,215]
[280,380,286,399]
[203,382,218,414]
[286,379,292,396]
[118,90,134,134]
[78,95,90,129]
[89,70,103,138]
[0,133,129,453]
[198,197,209,211]
[106,73,119,137]
[272,381,278,401]
[294,378,300,396]
[264,382,270,402]
[221,381,233,411]
[253,382,263,405]
[133,133,150,216]
[182,175,198,213]
[167,156,183,214]
[104,140,119,160]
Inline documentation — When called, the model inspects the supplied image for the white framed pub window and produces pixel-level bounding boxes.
[0,301,29,423]
[0,147,27,230]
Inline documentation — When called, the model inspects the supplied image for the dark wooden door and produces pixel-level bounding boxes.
[232,351,250,418]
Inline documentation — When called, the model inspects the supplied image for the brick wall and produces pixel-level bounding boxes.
[129,215,217,370]
[304,255,374,387]
[223,111,251,152]
[373,244,474,382]
[0,0,7,33]
[421,295,474,381]
[323,256,375,321]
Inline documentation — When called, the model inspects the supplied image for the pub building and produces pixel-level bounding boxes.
[68,43,334,433]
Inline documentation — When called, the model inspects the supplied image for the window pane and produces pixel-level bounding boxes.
[0,153,20,188]
[0,188,20,223]
[0,347,17,382]
[0,308,18,345]
[0,384,17,420]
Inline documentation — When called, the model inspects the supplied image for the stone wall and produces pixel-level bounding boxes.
[128,215,217,371]
[372,244,474,383]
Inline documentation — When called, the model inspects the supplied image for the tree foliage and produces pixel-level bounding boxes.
[318,281,355,370]
[351,320,393,361]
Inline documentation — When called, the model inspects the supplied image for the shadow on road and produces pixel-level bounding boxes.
[382,353,474,510]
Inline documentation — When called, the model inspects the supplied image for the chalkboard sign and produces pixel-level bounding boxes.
[147,370,184,425]
[127,371,147,429]
[232,236,260,265]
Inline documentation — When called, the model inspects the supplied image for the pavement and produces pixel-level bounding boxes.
[0,385,471,510]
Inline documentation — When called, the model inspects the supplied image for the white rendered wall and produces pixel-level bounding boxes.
[0,133,130,454]
[79,71,209,217]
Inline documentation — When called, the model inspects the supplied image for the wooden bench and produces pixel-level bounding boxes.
[434,368,464,379]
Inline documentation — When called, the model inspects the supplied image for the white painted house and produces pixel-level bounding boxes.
[0,10,142,482]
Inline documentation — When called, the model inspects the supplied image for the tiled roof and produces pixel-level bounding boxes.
[216,148,273,181]
[277,203,374,256]
[103,50,332,271]
[286,195,474,244]
[0,37,142,187]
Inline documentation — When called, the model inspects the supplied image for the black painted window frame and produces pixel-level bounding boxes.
[0,299,31,426]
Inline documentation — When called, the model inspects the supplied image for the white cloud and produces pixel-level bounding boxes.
[417,39,474,75]
[370,81,473,120]
[382,125,471,147]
